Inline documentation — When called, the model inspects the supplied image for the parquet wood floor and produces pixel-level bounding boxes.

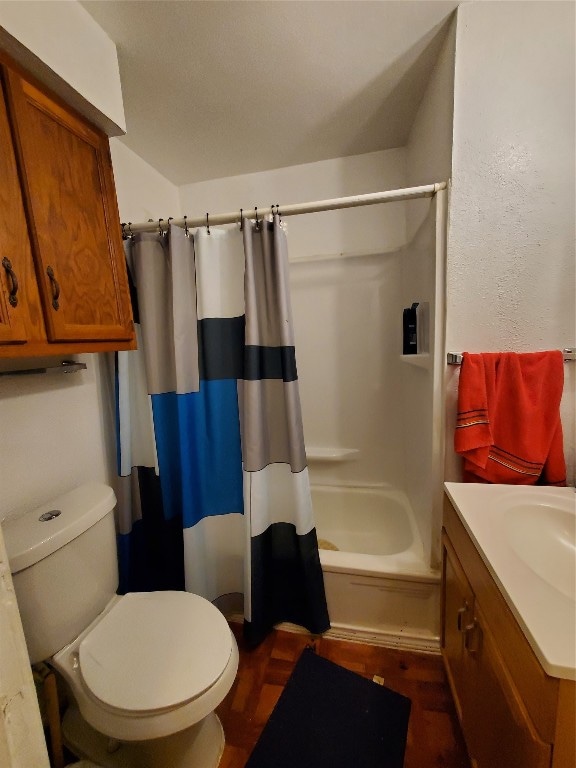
[217,623,471,768]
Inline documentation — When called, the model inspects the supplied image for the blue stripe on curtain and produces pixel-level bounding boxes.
[151,378,244,529]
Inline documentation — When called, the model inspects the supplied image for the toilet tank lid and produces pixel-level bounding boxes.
[2,483,116,573]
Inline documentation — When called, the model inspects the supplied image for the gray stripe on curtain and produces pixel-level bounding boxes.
[244,220,295,347]
[129,224,199,395]
[238,379,307,472]
[115,472,143,535]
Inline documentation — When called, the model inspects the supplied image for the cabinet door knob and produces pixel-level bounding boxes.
[2,257,19,307]
[46,266,60,310]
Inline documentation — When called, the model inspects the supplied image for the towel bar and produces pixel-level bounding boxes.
[447,348,576,365]
[0,360,87,378]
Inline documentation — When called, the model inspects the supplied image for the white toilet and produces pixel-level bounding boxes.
[2,483,239,768]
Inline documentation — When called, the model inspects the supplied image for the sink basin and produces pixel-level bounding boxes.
[504,501,576,600]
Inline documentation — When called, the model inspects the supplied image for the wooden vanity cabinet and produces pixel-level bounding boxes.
[0,55,135,357]
[442,496,575,768]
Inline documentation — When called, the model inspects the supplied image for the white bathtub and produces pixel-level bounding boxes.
[312,485,441,650]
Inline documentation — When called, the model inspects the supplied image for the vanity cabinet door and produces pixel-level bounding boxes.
[441,534,474,725]
[463,602,552,768]
[4,68,133,344]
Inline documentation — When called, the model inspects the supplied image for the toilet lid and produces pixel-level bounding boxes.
[79,592,233,713]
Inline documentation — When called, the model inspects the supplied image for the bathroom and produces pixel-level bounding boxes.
[0,1,574,767]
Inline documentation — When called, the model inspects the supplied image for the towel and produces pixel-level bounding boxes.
[455,351,566,485]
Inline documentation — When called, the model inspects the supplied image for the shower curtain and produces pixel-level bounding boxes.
[115,216,329,646]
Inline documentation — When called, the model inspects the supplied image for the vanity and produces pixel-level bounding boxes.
[442,483,575,768]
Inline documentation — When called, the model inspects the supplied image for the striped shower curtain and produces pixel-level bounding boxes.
[115,217,329,646]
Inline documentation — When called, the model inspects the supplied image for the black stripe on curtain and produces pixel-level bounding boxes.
[244,522,331,648]
[244,345,298,382]
[198,316,245,380]
[118,467,185,594]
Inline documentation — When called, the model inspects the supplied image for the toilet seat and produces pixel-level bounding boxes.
[79,592,233,713]
[52,591,239,741]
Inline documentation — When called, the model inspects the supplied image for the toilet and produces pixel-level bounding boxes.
[2,483,239,768]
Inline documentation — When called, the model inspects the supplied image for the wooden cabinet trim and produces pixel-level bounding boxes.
[0,73,36,346]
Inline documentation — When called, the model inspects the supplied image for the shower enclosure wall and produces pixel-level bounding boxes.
[289,191,446,649]
[179,146,449,650]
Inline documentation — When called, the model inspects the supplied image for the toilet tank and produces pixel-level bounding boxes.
[2,483,119,664]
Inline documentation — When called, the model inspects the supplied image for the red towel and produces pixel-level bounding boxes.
[454,351,566,485]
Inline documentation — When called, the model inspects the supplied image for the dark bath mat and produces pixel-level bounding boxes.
[245,647,411,768]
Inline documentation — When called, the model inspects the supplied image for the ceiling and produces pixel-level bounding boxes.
[81,0,458,186]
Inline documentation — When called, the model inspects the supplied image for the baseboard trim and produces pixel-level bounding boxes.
[227,613,440,654]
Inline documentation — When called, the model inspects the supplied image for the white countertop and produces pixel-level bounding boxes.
[444,482,576,681]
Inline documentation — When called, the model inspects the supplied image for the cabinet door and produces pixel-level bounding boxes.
[4,69,133,343]
[463,604,552,768]
[0,76,33,345]
[441,534,474,724]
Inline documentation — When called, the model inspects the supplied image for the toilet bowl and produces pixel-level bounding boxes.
[52,591,239,742]
[2,483,239,768]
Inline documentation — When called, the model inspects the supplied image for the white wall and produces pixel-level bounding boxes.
[110,139,182,225]
[445,1,576,485]
[181,149,409,488]
[0,355,115,522]
[401,17,456,566]
[179,149,407,260]
[0,0,125,135]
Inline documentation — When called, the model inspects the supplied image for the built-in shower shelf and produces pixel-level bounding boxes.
[306,447,360,463]
[400,353,431,370]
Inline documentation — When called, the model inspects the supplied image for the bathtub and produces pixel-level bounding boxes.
[312,485,441,650]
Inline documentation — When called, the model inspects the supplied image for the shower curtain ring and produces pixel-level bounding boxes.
[167,216,173,235]
[254,207,260,230]
[239,208,244,231]
[206,213,211,235]
[158,218,164,236]
[121,222,127,239]
[128,222,133,237]
[183,215,189,237]
[277,203,282,223]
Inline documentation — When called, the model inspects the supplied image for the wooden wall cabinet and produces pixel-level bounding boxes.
[442,497,575,768]
[0,55,135,358]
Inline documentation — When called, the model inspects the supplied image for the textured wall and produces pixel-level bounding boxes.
[446,1,575,484]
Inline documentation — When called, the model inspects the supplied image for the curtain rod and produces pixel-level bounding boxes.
[122,181,447,235]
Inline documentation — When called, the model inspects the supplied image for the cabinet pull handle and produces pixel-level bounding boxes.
[464,619,481,655]
[46,266,60,310]
[2,257,19,307]
[457,604,468,632]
